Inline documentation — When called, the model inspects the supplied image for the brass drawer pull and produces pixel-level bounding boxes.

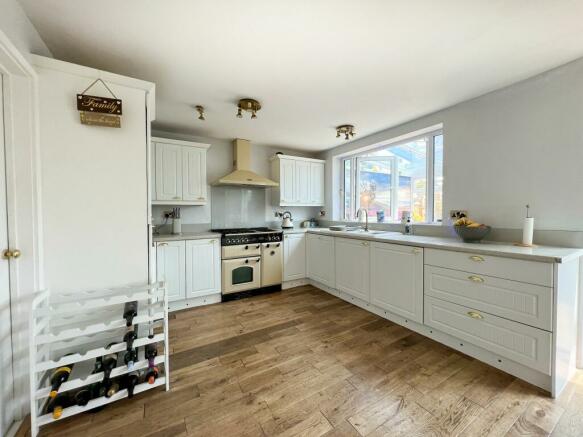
[469,255,484,262]
[362,241,369,247]
[158,242,168,246]
[467,311,484,320]
[173,196,181,200]
[468,275,485,283]
[412,248,422,254]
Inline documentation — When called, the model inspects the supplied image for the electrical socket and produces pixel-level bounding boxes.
[163,210,173,219]
[450,210,468,219]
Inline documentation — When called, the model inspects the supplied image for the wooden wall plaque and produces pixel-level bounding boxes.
[77,94,122,115]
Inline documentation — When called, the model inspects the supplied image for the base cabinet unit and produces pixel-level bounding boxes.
[271,155,325,206]
[424,296,552,374]
[156,240,186,301]
[370,242,424,323]
[335,238,370,301]
[185,239,221,298]
[306,233,335,288]
[152,137,210,205]
[156,238,220,307]
[283,233,306,281]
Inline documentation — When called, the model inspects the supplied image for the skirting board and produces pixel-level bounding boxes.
[282,279,309,289]
[168,293,221,312]
[308,279,553,395]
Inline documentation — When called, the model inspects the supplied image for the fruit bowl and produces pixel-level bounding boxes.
[454,225,491,243]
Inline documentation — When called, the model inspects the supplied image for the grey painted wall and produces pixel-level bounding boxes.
[0,0,51,59]
[319,56,583,235]
[152,130,321,230]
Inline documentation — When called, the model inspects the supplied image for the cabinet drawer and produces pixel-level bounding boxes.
[425,248,553,287]
[424,266,552,331]
[424,296,551,374]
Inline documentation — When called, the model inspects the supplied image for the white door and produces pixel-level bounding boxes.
[335,237,370,301]
[186,239,220,298]
[283,233,306,281]
[182,147,207,202]
[0,75,15,436]
[309,162,325,205]
[156,241,186,302]
[306,234,335,288]
[295,160,311,204]
[155,143,183,201]
[280,159,296,204]
[370,242,423,323]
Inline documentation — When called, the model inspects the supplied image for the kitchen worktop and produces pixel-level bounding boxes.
[153,231,221,242]
[306,228,583,263]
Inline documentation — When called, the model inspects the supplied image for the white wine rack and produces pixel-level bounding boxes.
[29,282,170,437]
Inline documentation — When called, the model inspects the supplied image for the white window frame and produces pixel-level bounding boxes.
[340,129,443,223]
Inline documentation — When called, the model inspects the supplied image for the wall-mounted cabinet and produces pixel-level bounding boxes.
[151,137,209,205]
[271,155,325,206]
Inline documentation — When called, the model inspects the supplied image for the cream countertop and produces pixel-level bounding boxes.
[305,228,583,264]
[153,232,221,242]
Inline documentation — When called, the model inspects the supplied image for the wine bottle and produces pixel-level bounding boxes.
[105,378,120,398]
[145,342,157,368]
[74,388,91,407]
[48,354,74,398]
[123,301,138,326]
[46,393,70,419]
[102,343,118,381]
[123,330,137,351]
[145,366,159,384]
[123,348,138,370]
[125,371,139,399]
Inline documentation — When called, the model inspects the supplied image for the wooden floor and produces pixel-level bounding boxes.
[37,285,583,437]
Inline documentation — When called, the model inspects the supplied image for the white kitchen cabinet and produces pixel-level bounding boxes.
[182,147,207,202]
[370,242,424,323]
[335,237,370,301]
[155,143,182,201]
[271,155,325,206]
[152,137,210,205]
[156,240,186,302]
[309,162,325,205]
[283,233,306,281]
[306,233,335,288]
[185,239,220,298]
[295,160,311,204]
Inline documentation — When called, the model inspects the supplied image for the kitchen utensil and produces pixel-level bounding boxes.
[453,225,491,243]
[281,211,293,229]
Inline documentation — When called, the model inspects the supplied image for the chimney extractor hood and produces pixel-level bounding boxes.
[212,139,278,187]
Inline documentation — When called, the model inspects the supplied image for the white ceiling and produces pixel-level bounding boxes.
[19,0,583,151]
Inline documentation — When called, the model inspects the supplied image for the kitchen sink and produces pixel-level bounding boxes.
[345,229,390,235]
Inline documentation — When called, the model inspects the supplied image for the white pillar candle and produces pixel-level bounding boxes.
[522,217,534,246]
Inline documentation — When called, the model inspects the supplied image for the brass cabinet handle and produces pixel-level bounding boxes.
[197,197,205,200]
[158,242,168,247]
[468,275,485,283]
[361,241,369,247]
[3,249,21,259]
[469,255,485,262]
[467,311,484,320]
[173,196,181,200]
[412,248,422,254]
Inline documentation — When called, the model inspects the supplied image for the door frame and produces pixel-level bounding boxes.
[0,30,43,425]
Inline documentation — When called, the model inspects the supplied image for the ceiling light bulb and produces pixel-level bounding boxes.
[336,132,341,138]
[237,108,242,118]
[251,111,257,119]
[345,133,350,140]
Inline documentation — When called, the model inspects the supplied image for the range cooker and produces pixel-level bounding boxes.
[211,227,283,297]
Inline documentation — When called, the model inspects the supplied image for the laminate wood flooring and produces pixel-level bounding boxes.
[35,285,583,437]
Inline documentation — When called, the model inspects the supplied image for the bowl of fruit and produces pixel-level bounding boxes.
[453,217,491,243]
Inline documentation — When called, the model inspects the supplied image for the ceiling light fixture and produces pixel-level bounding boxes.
[195,105,205,121]
[236,98,261,119]
[336,125,356,140]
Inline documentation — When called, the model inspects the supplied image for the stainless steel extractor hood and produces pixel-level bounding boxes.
[212,139,278,187]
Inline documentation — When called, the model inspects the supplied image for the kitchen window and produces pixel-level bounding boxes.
[341,130,443,223]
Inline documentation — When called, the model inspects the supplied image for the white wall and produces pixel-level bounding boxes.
[152,130,321,229]
[35,56,153,292]
[0,0,51,59]
[321,56,583,232]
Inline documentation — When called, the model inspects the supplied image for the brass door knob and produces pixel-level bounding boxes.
[3,249,21,259]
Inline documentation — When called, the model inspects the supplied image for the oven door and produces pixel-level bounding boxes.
[222,257,261,294]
